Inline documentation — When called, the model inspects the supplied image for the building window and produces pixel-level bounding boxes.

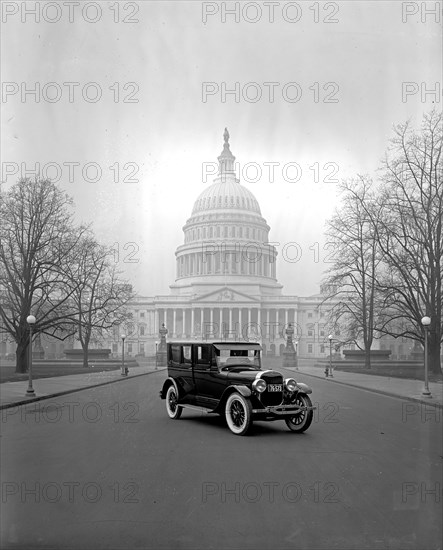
[139,343,144,353]
[320,345,325,353]
[308,312,313,318]
[112,343,118,353]
[140,326,145,336]
[128,343,133,354]
[140,312,145,318]
[308,344,313,353]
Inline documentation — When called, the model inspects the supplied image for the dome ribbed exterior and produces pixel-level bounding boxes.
[192,180,261,215]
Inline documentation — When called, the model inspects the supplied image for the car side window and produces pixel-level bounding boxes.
[195,345,211,369]
[183,345,192,364]
[170,345,181,365]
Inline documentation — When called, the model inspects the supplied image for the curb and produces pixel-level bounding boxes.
[296,369,443,409]
[0,368,167,411]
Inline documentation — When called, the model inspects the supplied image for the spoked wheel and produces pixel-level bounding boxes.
[225,393,253,435]
[285,394,313,433]
[166,385,182,419]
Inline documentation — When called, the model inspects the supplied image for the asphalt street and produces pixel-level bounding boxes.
[1,368,442,550]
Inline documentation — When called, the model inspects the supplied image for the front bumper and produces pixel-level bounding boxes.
[252,404,316,416]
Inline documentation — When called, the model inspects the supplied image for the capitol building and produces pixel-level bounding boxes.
[106,129,334,360]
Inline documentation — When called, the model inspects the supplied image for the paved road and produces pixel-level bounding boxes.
[1,369,441,550]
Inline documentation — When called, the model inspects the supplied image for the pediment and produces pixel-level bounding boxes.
[194,286,259,304]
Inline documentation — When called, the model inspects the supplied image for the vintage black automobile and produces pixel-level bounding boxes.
[159,341,315,436]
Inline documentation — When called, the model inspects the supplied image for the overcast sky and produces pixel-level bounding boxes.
[2,0,441,297]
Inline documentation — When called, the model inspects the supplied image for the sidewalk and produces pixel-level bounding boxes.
[293,365,443,409]
[0,365,166,410]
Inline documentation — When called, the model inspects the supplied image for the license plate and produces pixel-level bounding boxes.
[268,384,282,392]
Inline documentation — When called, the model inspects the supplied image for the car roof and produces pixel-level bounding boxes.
[168,341,262,350]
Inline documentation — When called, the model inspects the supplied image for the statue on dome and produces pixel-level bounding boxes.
[224,128,230,144]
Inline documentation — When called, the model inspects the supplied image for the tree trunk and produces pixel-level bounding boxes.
[82,345,89,368]
[364,347,371,370]
[15,340,29,374]
[428,333,442,376]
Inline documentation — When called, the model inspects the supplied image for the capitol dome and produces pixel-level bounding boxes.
[192,179,261,215]
[170,129,282,297]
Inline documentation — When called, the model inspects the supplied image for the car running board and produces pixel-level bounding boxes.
[180,404,218,415]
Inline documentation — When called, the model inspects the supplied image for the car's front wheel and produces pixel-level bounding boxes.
[166,385,182,419]
[285,394,313,433]
[225,393,252,435]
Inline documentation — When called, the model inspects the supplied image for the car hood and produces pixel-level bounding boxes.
[226,369,282,383]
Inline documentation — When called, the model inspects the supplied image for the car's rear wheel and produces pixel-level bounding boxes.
[285,394,313,433]
[225,393,252,435]
[166,385,182,419]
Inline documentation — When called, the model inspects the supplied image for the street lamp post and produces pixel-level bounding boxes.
[155,341,158,370]
[26,315,36,396]
[328,334,333,378]
[121,334,127,376]
[295,340,299,370]
[421,316,431,397]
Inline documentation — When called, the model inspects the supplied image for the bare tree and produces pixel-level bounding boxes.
[67,235,134,367]
[322,176,385,368]
[0,178,88,373]
[374,110,442,374]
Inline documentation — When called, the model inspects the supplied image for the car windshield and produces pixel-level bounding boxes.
[216,349,261,370]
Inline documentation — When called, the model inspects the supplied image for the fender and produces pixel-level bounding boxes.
[212,384,252,414]
[159,377,180,399]
[295,382,312,394]
[225,384,252,399]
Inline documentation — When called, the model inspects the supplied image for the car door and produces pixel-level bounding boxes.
[193,344,227,408]
[168,344,195,403]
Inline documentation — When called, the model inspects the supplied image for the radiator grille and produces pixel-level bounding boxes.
[260,373,284,407]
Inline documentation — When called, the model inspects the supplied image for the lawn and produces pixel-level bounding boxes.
[0,363,121,384]
[333,364,443,383]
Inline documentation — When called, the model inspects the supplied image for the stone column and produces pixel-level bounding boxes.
[229,308,232,338]
[191,308,195,337]
[173,309,176,337]
[155,310,159,335]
